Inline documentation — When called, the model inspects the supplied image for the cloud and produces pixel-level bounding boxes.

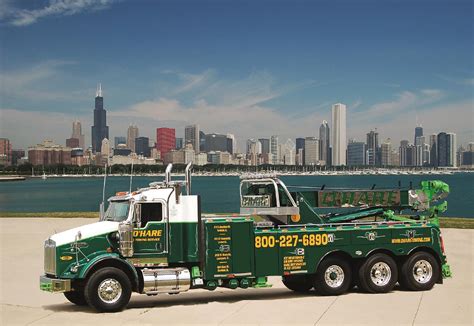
[356,89,444,120]
[436,74,474,86]
[1,0,118,26]
[0,60,92,102]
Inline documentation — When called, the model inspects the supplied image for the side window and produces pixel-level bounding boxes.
[140,203,163,227]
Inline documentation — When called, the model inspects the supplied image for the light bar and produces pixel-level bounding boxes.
[240,173,278,180]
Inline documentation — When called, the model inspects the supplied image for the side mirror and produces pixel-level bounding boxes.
[134,204,141,227]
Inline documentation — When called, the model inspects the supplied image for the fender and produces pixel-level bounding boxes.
[78,253,139,284]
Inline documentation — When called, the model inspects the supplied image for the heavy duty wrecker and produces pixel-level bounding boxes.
[40,163,452,312]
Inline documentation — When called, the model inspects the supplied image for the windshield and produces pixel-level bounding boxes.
[102,201,130,222]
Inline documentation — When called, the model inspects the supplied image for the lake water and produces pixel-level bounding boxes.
[0,174,472,217]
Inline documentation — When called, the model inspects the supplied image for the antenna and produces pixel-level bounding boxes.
[129,158,134,193]
[100,163,108,220]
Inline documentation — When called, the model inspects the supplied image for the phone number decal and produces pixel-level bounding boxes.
[255,233,335,248]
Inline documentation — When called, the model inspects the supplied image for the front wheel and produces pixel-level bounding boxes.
[313,257,352,295]
[64,290,87,306]
[282,274,313,292]
[399,252,439,291]
[358,253,398,293]
[84,267,132,312]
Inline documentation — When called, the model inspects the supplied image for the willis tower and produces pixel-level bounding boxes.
[91,84,109,153]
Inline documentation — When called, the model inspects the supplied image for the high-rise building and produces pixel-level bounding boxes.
[226,134,236,154]
[271,135,280,165]
[279,139,295,165]
[156,128,176,159]
[414,125,423,146]
[114,136,126,148]
[66,138,80,148]
[135,137,151,157]
[447,133,457,167]
[72,120,85,149]
[331,103,346,166]
[399,140,409,166]
[0,138,12,166]
[127,124,139,152]
[205,133,229,153]
[175,138,183,150]
[101,138,111,157]
[295,138,305,165]
[246,139,262,166]
[429,134,437,167]
[366,129,379,166]
[185,124,200,153]
[347,140,366,166]
[91,84,109,153]
[259,138,270,155]
[380,138,392,166]
[319,120,330,166]
[304,137,319,165]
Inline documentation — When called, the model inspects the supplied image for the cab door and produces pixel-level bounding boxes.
[131,201,168,265]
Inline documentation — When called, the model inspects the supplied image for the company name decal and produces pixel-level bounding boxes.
[133,229,162,242]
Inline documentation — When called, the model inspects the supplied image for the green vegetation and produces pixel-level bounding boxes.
[439,217,474,229]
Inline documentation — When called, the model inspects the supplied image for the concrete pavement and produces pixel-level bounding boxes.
[0,218,472,325]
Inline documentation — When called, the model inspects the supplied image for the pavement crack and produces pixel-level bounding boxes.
[218,301,250,325]
[412,291,424,325]
[25,312,55,325]
[314,296,338,325]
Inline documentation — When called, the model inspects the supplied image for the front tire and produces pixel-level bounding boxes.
[399,252,439,291]
[282,274,313,292]
[84,267,132,312]
[64,290,87,306]
[358,253,398,293]
[313,257,352,295]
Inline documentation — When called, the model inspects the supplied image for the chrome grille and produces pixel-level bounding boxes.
[44,239,56,275]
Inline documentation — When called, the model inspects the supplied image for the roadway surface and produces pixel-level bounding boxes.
[0,218,472,325]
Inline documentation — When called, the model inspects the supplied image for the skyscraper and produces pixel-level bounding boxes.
[91,84,109,153]
[304,137,319,165]
[185,124,200,153]
[295,137,305,166]
[366,129,379,166]
[127,124,139,152]
[380,138,392,166]
[347,140,366,166]
[72,120,85,149]
[331,103,346,166]
[259,138,270,155]
[135,137,150,157]
[437,132,448,167]
[114,136,126,148]
[271,135,279,165]
[319,120,330,166]
[447,133,457,167]
[414,125,423,145]
[156,128,176,159]
[429,134,437,167]
[227,134,236,154]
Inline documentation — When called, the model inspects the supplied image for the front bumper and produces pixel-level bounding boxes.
[40,275,71,293]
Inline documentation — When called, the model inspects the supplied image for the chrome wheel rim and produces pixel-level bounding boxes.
[98,278,122,304]
[324,265,345,288]
[370,262,392,286]
[412,260,433,284]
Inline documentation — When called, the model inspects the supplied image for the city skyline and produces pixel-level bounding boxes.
[0,0,472,150]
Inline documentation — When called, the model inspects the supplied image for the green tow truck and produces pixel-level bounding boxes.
[40,163,452,312]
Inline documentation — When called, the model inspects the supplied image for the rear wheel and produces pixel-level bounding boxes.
[64,290,87,306]
[358,253,398,293]
[84,267,132,312]
[313,257,352,295]
[282,274,313,292]
[400,252,439,291]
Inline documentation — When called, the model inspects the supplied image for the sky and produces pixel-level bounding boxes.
[0,0,473,151]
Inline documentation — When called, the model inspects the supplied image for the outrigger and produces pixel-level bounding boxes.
[40,163,451,312]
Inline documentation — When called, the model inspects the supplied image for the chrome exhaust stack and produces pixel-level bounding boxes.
[185,161,193,195]
[165,163,173,185]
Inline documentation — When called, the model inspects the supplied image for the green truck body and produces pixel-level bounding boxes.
[40,164,452,312]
